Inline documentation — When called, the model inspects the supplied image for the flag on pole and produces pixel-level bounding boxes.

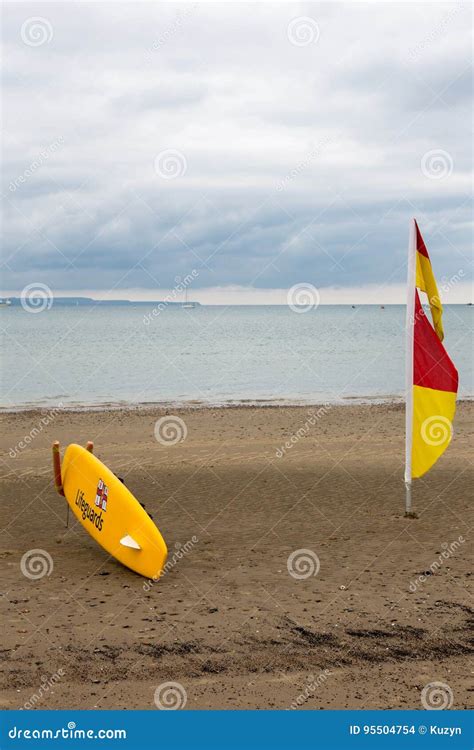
[414,221,444,341]
[405,220,458,493]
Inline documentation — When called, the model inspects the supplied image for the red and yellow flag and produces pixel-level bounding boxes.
[406,220,458,481]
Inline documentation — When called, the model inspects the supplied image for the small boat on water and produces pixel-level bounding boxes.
[182,287,196,309]
[0,298,12,307]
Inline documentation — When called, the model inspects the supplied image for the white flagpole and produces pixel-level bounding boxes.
[404,218,417,515]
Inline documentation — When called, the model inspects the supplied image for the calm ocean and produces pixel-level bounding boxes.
[1,305,472,409]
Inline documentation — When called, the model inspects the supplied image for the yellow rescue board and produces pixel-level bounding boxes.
[61,444,167,579]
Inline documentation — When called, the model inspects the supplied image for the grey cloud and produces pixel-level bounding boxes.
[1,1,472,296]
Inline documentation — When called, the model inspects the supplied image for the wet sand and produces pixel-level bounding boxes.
[0,402,472,710]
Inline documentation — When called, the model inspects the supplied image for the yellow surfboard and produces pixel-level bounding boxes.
[60,444,167,579]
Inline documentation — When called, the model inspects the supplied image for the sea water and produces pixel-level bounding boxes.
[1,305,472,409]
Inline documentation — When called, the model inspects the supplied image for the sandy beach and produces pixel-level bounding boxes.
[1,402,472,710]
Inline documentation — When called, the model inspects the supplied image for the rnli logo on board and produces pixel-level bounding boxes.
[95,479,108,511]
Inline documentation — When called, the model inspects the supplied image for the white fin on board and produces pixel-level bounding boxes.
[120,535,141,550]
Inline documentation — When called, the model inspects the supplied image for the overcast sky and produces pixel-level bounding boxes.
[1,1,472,303]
